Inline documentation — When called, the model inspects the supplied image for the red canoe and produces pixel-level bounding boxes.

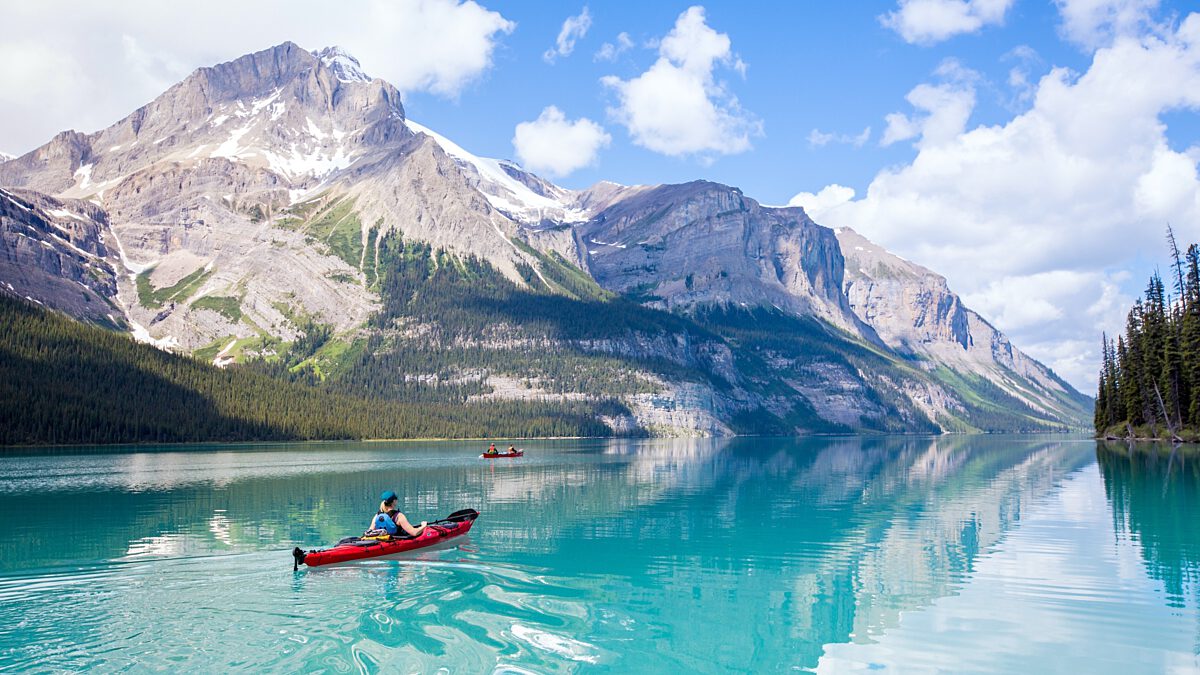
[293,509,478,568]
[481,450,524,458]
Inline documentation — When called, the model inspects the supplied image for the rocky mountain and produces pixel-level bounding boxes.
[0,42,1090,436]
[577,180,874,340]
[836,227,1090,425]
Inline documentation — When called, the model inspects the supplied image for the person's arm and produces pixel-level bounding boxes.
[393,512,427,536]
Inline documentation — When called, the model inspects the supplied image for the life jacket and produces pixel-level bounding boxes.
[371,508,399,534]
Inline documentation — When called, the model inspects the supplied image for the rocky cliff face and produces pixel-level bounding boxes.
[0,42,1089,435]
[837,226,1090,424]
[579,181,876,340]
[0,187,119,325]
[837,227,970,353]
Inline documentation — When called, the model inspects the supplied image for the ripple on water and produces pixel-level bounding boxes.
[1,438,1198,673]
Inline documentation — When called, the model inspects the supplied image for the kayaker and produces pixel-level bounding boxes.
[507,444,516,454]
[486,443,498,455]
[369,490,427,537]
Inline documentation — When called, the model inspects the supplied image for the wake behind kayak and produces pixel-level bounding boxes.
[293,509,479,569]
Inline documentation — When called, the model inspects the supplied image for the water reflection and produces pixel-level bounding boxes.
[1097,442,1200,610]
[1,436,1195,672]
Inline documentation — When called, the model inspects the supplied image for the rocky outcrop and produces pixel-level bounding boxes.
[579,181,877,340]
[0,187,120,324]
[837,226,1090,424]
[837,227,969,353]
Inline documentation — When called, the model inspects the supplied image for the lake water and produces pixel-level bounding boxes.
[0,436,1196,673]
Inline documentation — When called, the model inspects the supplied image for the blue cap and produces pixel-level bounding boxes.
[381,490,398,502]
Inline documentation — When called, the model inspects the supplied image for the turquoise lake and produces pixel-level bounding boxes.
[0,436,1197,673]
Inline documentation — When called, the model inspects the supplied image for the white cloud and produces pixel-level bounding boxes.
[1003,46,1043,108]
[594,32,634,62]
[512,106,611,177]
[808,126,872,148]
[544,7,592,63]
[881,0,1015,45]
[788,185,856,219]
[964,271,1134,387]
[601,6,760,159]
[801,13,1200,391]
[0,0,515,154]
[881,59,978,147]
[880,81,976,148]
[1055,0,1160,50]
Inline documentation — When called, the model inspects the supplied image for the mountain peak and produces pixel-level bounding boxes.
[313,46,371,83]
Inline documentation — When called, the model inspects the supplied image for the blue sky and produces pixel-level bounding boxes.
[402,1,1096,201]
[2,0,1199,391]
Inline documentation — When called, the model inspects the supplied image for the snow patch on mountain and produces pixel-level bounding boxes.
[314,46,371,83]
[74,164,93,189]
[0,152,14,162]
[404,119,586,224]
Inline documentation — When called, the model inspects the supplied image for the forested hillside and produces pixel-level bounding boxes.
[1095,230,1200,440]
[0,294,616,446]
[248,233,939,435]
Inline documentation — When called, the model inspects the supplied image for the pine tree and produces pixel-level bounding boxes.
[1095,333,1109,432]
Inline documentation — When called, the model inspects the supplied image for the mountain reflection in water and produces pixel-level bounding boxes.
[0,436,1196,673]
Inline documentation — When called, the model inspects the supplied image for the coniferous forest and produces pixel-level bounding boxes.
[0,294,617,446]
[1094,229,1200,440]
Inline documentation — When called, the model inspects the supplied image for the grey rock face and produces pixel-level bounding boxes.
[0,187,120,324]
[837,226,1087,422]
[838,227,970,353]
[579,181,875,340]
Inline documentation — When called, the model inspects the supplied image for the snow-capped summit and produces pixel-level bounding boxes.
[313,46,371,83]
[0,152,14,163]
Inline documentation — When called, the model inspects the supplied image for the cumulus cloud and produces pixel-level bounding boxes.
[1003,45,1043,108]
[544,7,592,63]
[512,106,611,177]
[881,60,978,147]
[880,82,976,147]
[881,0,1015,45]
[808,127,871,148]
[0,0,514,154]
[797,13,1200,391]
[1055,0,1161,50]
[601,6,760,159]
[594,32,634,62]
[788,185,856,219]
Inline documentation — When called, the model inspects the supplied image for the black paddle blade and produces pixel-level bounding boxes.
[445,508,479,523]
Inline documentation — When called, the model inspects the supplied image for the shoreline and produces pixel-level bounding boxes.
[0,430,1093,452]
[1098,435,1200,445]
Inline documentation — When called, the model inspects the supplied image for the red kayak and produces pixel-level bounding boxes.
[481,450,524,458]
[293,509,478,569]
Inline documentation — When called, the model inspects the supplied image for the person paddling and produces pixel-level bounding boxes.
[486,443,498,455]
[369,491,426,537]
[507,444,517,454]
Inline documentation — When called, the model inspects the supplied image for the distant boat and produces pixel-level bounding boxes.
[481,449,524,458]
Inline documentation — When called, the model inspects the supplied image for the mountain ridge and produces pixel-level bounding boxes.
[0,42,1090,437]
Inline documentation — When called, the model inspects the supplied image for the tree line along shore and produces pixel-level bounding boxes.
[1095,228,1200,443]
